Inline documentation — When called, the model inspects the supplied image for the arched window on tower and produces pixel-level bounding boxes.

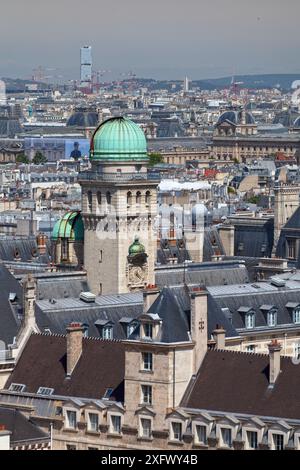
[87,191,92,213]
[136,191,142,205]
[127,191,132,207]
[106,191,112,205]
[145,191,151,207]
[97,191,102,206]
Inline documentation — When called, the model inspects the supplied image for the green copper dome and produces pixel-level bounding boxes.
[128,237,145,256]
[52,211,84,241]
[90,117,148,161]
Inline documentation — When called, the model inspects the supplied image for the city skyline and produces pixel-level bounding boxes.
[1,0,300,81]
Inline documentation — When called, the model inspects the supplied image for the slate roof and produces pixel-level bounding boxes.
[276,207,300,267]
[155,260,249,288]
[35,291,143,338]
[5,334,125,401]
[203,226,225,261]
[181,349,300,420]
[149,286,238,340]
[0,236,51,264]
[207,283,300,331]
[36,276,89,301]
[233,218,274,258]
[281,206,300,230]
[0,264,23,347]
[0,406,48,444]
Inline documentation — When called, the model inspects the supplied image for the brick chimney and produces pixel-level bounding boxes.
[212,325,226,349]
[268,339,282,385]
[143,285,160,312]
[36,232,47,255]
[66,322,84,376]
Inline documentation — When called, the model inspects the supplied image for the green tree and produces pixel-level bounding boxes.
[247,195,260,204]
[16,153,29,164]
[33,151,47,165]
[148,152,164,166]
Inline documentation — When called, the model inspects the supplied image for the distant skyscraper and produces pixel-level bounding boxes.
[183,76,189,93]
[80,46,92,89]
[0,80,6,106]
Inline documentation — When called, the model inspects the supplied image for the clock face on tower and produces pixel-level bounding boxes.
[127,237,148,290]
[129,265,146,284]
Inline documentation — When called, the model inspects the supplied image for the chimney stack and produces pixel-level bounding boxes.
[143,285,160,312]
[268,339,282,385]
[23,274,37,327]
[36,232,47,256]
[66,322,84,376]
[189,287,208,373]
[212,325,226,349]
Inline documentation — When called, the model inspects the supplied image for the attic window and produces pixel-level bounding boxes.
[126,321,138,338]
[293,307,300,325]
[103,388,114,400]
[238,242,244,251]
[143,323,153,340]
[102,325,113,340]
[37,387,54,396]
[9,383,26,393]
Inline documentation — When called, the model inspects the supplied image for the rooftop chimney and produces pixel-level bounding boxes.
[66,322,84,376]
[212,325,226,349]
[143,285,160,312]
[268,339,282,385]
[36,232,47,256]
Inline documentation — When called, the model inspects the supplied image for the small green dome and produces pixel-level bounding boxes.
[90,117,148,161]
[128,237,145,256]
[52,211,84,241]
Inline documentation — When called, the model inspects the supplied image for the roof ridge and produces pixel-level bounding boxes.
[209,348,269,358]
[32,332,122,343]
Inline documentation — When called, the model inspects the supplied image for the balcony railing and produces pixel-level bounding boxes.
[78,171,160,182]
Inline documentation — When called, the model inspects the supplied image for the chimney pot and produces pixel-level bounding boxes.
[268,339,282,385]
[212,325,226,350]
[66,322,84,376]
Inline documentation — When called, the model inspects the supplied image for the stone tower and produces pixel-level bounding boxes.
[273,183,300,253]
[79,117,159,295]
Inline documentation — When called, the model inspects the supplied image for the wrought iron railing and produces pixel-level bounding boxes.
[78,171,160,182]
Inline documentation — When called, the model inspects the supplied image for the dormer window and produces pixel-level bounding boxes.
[238,306,255,329]
[66,410,77,429]
[143,323,153,339]
[102,325,113,340]
[268,310,277,327]
[294,307,300,325]
[119,318,139,338]
[127,321,138,338]
[260,305,277,327]
[95,320,114,339]
[286,303,300,324]
[245,312,255,329]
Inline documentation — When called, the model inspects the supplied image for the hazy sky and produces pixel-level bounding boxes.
[2,0,300,81]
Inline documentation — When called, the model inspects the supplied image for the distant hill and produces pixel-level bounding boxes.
[192,74,300,91]
[127,74,300,92]
[2,77,49,93]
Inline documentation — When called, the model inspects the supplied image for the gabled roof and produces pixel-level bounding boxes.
[0,263,23,347]
[181,349,300,420]
[5,334,125,402]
